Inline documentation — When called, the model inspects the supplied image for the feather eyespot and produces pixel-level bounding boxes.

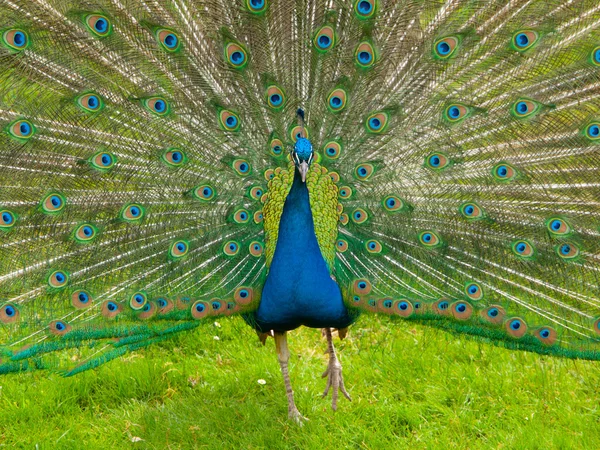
[481,305,505,325]
[249,241,264,257]
[48,270,69,289]
[546,217,571,236]
[339,213,349,225]
[246,0,267,13]
[84,14,112,37]
[7,119,35,140]
[351,208,368,224]
[584,122,600,141]
[425,152,450,170]
[593,318,600,335]
[492,162,517,181]
[592,47,600,66]
[365,112,388,133]
[74,223,98,243]
[76,93,104,113]
[102,300,122,318]
[336,239,348,252]
[451,301,473,320]
[365,239,382,254]
[355,41,376,68]
[234,286,253,305]
[432,299,451,315]
[2,29,29,51]
[155,28,181,52]
[254,210,264,224]
[534,327,557,345]
[353,279,372,295]
[170,240,189,259]
[157,297,174,314]
[220,110,241,131]
[193,184,216,201]
[143,97,169,115]
[90,151,116,171]
[556,242,580,260]
[512,240,535,259]
[377,298,394,314]
[233,208,250,224]
[71,290,93,309]
[505,317,527,338]
[314,25,335,52]
[270,138,284,157]
[49,320,72,336]
[232,159,251,176]
[249,186,264,200]
[419,230,441,248]
[264,168,275,181]
[191,301,209,319]
[0,210,16,230]
[137,301,157,320]
[444,104,471,123]
[223,241,240,256]
[460,202,484,220]
[210,299,227,315]
[354,0,376,19]
[338,186,353,199]
[464,282,483,300]
[382,196,404,212]
[0,303,19,323]
[433,36,459,59]
[41,193,66,214]
[120,203,144,222]
[354,163,374,181]
[395,300,414,318]
[161,148,187,167]
[512,30,538,52]
[289,125,308,142]
[327,88,347,113]
[129,292,147,310]
[266,86,285,110]
[512,99,540,118]
[225,42,248,69]
[323,141,342,159]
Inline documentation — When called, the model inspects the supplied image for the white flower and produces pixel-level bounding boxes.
[213,336,220,341]
[257,379,266,385]
[214,321,221,328]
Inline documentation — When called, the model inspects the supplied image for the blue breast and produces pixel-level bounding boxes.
[249,169,356,332]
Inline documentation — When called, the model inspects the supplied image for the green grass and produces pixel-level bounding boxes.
[1,315,599,449]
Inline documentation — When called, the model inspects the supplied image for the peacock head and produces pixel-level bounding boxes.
[292,137,313,182]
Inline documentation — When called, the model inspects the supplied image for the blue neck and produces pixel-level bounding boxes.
[250,168,354,332]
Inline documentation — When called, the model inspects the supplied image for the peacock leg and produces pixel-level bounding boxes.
[274,331,307,424]
[321,328,351,411]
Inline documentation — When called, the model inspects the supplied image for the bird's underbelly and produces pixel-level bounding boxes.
[250,273,356,332]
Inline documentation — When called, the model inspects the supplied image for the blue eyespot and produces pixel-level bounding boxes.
[318,35,331,48]
[559,244,571,255]
[540,328,550,338]
[448,106,460,118]
[211,301,221,310]
[270,94,282,106]
[5,305,15,316]
[456,303,467,313]
[422,233,432,243]
[516,243,526,253]
[19,122,31,136]
[273,145,282,155]
[154,100,166,113]
[595,49,600,64]
[106,301,117,311]
[250,0,265,7]
[2,212,13,224]
[464,205,474,215]
[55,272,65,283]
[551,220,562,231]
[330,96,342,108]
[399,301,409,311]
[134,294,144,304]
[100,153,112,166]
[55,321,65,331]
[429,155,441,167]
[87,95,99,109]
[158,298,168,308]
[226,116,238,127]
[468,285,479,295]
[130,206,140,217]
[354,211,363,221]
[510,319,521,330]
[164,33,178,48]
[368,241,376,250]
[78,292,89,303]
[94,18,108,33]
[196,303,205,313]
[171,151,182,163]
[589,124,600,137]
[488,308,499,318]
[438,301,449,310]
[13,31,26,47]
[516,101,528,114]
[515,33,529,48]
[437,41,450,55]
[231,51,244,64]
[358,51,372,64]
[358,1,372,14]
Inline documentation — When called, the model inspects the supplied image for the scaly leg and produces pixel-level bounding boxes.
[274,331,307,424]
[321,328,351,411]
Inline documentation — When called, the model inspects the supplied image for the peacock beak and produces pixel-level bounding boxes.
[299,161,309,182]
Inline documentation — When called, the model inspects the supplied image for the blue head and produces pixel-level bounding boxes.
[293,137,314,182]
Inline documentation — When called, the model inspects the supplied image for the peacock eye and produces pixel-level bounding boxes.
[425,152,450,170]
[156,28,181,52]
[433,36,459,59]
[355,41,376,68]
[492,162,517,181]
[8,119,35,140]
[85,14,112,37]
[121,203,145,222]
[225,42,248,68]
[247,0,267,13]
[220,110,241,131]
[162,148,187,167]
[266,85,285,109]
[2,29,29,51]
[0,210,17,229]
[144,97,170,115]
[354,0,376,19]
[512,30,539,52]
[41,193,66,214]
[327,88,347,113]
[314,26,335,51]
[512,240,535,259]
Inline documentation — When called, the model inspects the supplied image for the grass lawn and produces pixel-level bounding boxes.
[1,314,599,449]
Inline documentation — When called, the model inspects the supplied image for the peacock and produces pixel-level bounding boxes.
[1,0,600,424]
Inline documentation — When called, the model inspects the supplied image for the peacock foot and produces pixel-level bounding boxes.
[321,328,351,411]
[288,406,309,425]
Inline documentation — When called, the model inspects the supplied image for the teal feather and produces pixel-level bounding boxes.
[1,0,600,418]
